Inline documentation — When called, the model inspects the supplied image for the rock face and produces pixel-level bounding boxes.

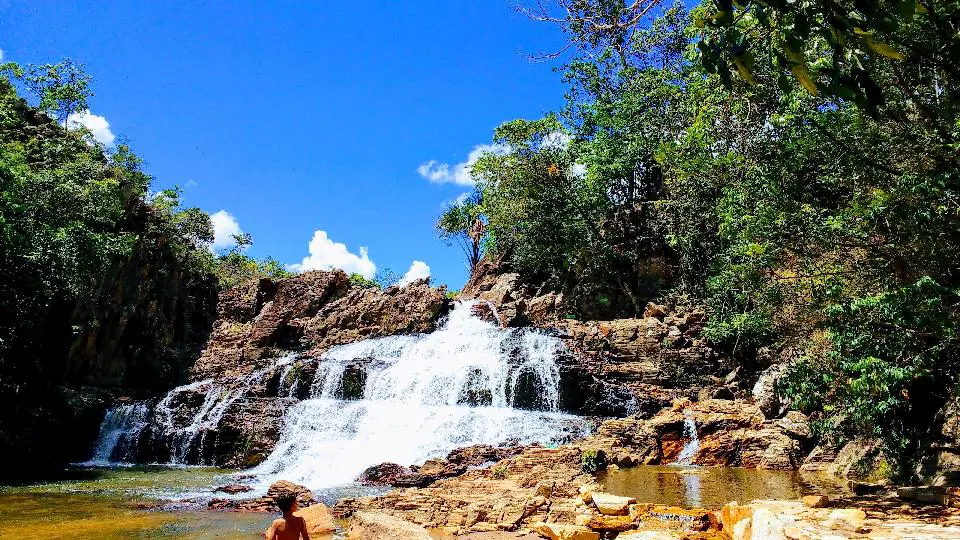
[585,400,812,470]
[461,264,740,419]
[192,271,449,380]
[557,314,733,417]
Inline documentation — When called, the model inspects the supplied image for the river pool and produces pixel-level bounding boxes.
[598,465,845,509]
[0,466,312,539]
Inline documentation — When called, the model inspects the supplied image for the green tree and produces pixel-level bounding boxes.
[437,190,485,273]
[23,59,93,127]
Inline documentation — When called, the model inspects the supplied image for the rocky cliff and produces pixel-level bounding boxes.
[192,271,449,380]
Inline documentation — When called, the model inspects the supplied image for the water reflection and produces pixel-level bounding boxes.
[598,465,841,509]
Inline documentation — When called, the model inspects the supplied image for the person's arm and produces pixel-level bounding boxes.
[263,520,277,540]
[300,516,311,540]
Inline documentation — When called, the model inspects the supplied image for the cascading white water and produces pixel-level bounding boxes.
[86,402,152,464]
[89,353,298,466]
[250,301,589,488]
[674,410,700,466]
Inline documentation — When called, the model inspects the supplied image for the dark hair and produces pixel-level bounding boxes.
[275,494,296,513]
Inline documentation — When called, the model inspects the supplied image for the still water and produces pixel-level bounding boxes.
[598,465,843,509]
[0,466,300,539]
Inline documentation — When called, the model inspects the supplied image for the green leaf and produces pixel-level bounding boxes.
[790,64,819,95]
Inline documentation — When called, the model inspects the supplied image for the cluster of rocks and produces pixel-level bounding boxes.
[584,399,813,471]
[357,444,530,488]
[192,270,449,380]
[718,497,960,539]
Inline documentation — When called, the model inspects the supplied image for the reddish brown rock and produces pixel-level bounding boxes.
[192,270,449,380]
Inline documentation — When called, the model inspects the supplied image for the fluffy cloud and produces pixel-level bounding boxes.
[0,50,5,62]
[398,260,431,287]
[290,230,377,278]
[210,210,244,252]
[67,110,116,147]
[417,143,509,186]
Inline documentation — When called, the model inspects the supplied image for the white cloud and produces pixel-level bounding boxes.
[210,210,243,253]
[398,260,431,287]
[184,179,199,189]
[417,143,509,186]
[66,110,115,147]
[290,230,376,278]
[0,50,5,62]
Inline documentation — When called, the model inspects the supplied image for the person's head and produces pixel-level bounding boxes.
[276,494,298,514]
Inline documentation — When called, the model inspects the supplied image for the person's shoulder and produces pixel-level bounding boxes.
[271,517,286,527]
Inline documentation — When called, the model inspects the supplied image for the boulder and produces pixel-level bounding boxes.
[751,362,790,418]
[356,463,412,486]
[824,508,867,532]
[750,508,789,539]
[346,512,432,539]
[267,480,317,509]
[801,495,829,508]
[582,514,635,532]
[295,503,336,535]
[590,492,636,515]
[529,522,600,540]
[718,501,753,532]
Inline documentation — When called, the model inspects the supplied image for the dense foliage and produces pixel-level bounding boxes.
[439,0,959,476]
[0,61,293,470]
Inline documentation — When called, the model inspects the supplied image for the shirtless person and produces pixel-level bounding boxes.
[263,494,310,540]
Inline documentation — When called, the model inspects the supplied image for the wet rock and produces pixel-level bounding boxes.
[357,462,413,486]
[358,444,530,487]
[629,504,717,532]
[214,484,253,494]
[346,511,432,539]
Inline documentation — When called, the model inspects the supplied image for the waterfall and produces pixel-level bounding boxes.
[86,301,589,489]
[674,410,699,466]
[249,301,588,488]
[86,402,152,464]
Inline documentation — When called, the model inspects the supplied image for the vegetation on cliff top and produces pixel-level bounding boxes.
[438,0,959,477]
[0,60,293,469]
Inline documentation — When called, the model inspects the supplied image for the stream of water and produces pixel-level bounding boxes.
[85,301,589,494]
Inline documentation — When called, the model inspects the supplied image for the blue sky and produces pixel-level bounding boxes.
[0,1,569,289]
